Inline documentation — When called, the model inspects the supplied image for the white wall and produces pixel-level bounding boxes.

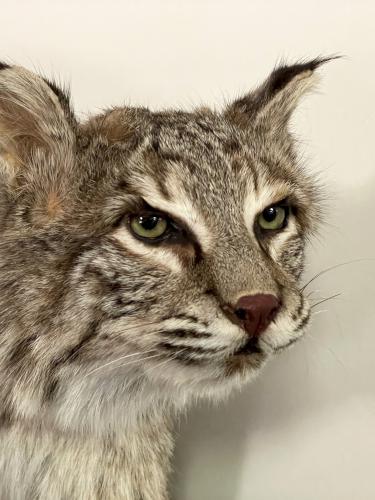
[2,1,375,498]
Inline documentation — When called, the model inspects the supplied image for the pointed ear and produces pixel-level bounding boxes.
[0,62,76,175]
[225,57,337,133]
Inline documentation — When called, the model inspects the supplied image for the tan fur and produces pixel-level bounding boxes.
[0,58,333,499]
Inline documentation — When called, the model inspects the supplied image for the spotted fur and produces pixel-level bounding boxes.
[0,59,332,499]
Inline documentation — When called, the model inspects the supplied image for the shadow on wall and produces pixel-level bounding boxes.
[171,176,375,500]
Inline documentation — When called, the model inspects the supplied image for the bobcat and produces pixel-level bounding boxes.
[0,58,331,499]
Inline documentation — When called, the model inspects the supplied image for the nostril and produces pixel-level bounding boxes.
[234,308,247,321]
[222,294,281,337]
[233,294,281,337]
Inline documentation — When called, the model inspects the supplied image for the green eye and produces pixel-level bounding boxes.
[258,205,288,230]
[130,215,168,239]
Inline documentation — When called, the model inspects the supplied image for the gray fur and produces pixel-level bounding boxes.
[0,59,331,499]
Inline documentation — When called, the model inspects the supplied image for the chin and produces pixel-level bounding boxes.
[147,349,269,405]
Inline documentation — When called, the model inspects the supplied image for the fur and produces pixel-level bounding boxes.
[0,58,332,499]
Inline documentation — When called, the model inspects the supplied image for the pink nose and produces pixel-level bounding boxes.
[232,294,281,337]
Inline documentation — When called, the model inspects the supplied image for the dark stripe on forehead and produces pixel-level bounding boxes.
[240,153,260,193]
[141,149,171,200]
[151,118,162,152]
[154,150,199,175]
[155,177,171,201]
[231,154,259,192]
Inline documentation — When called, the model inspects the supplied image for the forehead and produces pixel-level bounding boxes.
[126,111,300,218]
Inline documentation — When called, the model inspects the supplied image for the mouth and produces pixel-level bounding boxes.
[234,332,302,357]
[234,336,264,355]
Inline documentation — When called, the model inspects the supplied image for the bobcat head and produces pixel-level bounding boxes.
[0,59,331,434]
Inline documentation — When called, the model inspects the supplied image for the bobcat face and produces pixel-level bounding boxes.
[0,59,329,427]
[77,110,317,393]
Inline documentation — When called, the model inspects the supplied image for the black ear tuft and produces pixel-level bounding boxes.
[0,63,76,127]
[0,62,11,71]
[225,55,339,133]
[42,77,76,128]
[43,78,71,111]
[266,56,340,95]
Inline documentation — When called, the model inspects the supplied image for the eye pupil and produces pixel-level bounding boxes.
[257,204,288,231]
[139,216,159,230]
[130,213,169,239]
[262,207,277,222]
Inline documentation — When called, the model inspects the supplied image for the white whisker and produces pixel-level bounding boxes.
[113,353,162,371]
[85,350,158,377]
[300,258,375,291]
[311,293,341,309]
[311,309,329,317]
[143,349,187,377]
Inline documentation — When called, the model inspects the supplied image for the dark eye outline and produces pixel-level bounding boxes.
[255,199,292,237]
[126,210,186,245]
[123,203,203,262]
